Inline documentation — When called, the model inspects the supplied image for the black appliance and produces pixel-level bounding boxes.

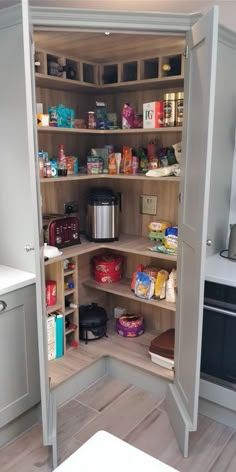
[79,303,108,344]
[201,281,236,389]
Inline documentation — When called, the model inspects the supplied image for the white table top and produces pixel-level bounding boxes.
[205,253,236,287]
[0,265,35,295]
[55,431,179,472]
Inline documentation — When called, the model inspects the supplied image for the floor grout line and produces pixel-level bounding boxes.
[121,405,162,442]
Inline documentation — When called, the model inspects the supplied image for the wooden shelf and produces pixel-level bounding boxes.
[48,326,174,389]
[64,269,76,276]
[65,328,77,335]
[35,73,98,92]
[35,71,183,93]
[46,303,62,315]
[64,288,75,296]
[84,278,176,312]
[64,308,77,316]
[40,174,180,184]
[44,234,177,265]
[37,126,182,135]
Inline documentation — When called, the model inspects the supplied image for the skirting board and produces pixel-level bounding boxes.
[0,403,41,448]
[199,397,236,430]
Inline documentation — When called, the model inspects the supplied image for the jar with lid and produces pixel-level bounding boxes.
[175,92,184,126]
[163,93,176,127]
[87,111,96,129]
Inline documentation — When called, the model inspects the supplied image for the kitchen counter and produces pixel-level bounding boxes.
[0,265,35,295]
[205,253,236,287]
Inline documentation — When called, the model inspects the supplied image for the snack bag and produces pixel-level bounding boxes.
[122,103,135,129]
[135,272,155,300]
[154,270,169,299]
[164,226,178,253]
[166,269,177,303]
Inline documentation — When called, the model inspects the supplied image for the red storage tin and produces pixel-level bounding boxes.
[93,253,122,284]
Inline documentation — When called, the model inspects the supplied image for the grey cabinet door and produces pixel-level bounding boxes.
[0,285,40,427]
[166,7,218,457]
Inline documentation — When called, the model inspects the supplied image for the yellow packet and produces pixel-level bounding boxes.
[154,270,169,299]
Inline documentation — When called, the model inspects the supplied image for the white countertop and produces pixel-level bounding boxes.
[205,253,236,286]
[55,431,179,472]
[0,265,35,295]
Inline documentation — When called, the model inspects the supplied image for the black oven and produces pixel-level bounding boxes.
[201,281,236,389]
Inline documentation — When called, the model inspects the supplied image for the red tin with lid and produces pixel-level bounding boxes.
[93,253,122,283]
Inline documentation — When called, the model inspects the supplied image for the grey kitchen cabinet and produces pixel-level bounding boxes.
[2,1,236,466]
[0,284,40,428]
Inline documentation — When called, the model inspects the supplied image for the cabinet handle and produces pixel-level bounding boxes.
[24,245,35,252]
[0,301,7,312]
[206,239,212,246]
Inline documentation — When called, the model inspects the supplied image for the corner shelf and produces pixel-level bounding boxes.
[84,278,176,312]
[37,126,182,135]
[40,174,180,184]
[44,234,177,264]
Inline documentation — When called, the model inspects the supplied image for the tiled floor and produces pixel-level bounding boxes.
[0,375,236,471]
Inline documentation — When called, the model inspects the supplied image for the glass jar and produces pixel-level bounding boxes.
[176,92,184,126]
[163,93,176,127]
[87,111,96,129]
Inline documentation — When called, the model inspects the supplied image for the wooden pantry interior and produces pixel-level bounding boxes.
[35,30,184,387]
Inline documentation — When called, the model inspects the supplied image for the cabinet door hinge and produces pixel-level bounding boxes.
[184,46,189,60]
[178,192,182,204]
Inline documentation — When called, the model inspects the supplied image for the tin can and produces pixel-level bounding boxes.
[163,93,176,127]
[46,280,57,306]
[175,92,184,126]
[87,111,96,129]
[50,160,58,178]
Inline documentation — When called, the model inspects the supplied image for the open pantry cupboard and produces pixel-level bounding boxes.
[1,1,236,467]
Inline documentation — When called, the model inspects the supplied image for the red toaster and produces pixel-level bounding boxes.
[43,214,81,249]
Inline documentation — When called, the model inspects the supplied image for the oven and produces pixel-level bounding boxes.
[201,281,236,389]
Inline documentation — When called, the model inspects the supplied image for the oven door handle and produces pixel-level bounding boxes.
[204,304,236,317]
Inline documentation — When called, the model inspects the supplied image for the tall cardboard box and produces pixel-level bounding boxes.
[143,101,163,128]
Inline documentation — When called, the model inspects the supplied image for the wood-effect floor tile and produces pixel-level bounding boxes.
[208,431,236,472]
[74,385,160,444]
[124,407,179,460]
[59,437,82,466]
[74,375,132,412]
[0,424,51,472]
[57,399,98,461]
[174,417,234,472]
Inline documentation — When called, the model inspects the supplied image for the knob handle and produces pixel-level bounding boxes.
[0,301,7,312]
[206,239,212,246]
[24,245,35,252]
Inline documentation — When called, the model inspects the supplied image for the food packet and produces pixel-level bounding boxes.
[154,270,169,299]
[164,226,178,252]
[122,103,135,129]
[166,269,177,303]
[135,272,155,299]
[122,146,132,174]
